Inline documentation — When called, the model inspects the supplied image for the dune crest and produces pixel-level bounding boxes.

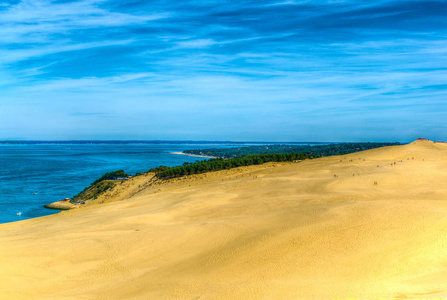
[1,141,447,299]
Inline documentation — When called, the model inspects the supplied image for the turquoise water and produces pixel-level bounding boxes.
[0,143,248,224]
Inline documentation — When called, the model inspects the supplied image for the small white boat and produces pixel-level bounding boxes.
[17,212,22,216]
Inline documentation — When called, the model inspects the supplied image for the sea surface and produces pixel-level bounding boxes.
[0,142,255,224]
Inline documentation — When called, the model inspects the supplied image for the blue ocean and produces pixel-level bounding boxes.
[0,142,249,224]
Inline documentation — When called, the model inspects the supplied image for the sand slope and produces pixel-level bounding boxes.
[2,140,447,299]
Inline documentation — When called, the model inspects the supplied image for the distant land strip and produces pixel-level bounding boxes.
[183,142,400,158]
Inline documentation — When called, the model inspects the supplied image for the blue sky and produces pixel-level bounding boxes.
[1,0,446,142]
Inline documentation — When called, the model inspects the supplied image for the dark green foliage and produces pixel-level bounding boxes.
[71,170,128,203]
[149,153,312,179]
[91,170,129,185]
[183,142,400,158]
[71,181,115,203]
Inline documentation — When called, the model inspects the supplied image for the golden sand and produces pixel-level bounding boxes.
[1,140,447,299]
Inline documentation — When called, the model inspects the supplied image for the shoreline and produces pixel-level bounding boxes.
[43,201,76,211]
[3,141,447,298]
[170,151,217,159]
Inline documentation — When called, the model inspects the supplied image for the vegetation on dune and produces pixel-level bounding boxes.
[70,143,400,204]
[71,181,116,203]
[91,170,129,185]
[150,143,399,179]
[70,170,129,203]
[148,153,313,179]
[183,142,400,158]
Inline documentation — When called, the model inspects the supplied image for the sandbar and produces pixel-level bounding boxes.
[170,151,217,158]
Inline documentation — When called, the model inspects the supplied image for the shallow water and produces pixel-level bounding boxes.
[0,143,246,224]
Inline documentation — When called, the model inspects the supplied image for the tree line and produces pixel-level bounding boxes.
[91,169,129,185]
[148,153,313,179]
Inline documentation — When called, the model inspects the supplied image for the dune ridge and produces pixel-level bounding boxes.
[1,140,447,299]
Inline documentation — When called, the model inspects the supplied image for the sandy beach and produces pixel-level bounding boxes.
[43,201,76,210]
[1,140,447,299]
[171,151,217,159]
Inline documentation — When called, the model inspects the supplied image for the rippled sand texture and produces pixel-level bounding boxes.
[1,140,447,299]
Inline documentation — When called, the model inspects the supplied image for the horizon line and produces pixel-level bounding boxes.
[0,140,404,144]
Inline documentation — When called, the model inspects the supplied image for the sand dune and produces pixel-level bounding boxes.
[2,140,447,299]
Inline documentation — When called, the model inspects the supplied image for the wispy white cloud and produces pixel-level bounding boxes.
[0,39,134,66]
[177,39,218,49]
[1,0,447,141]
[0,0,170,64]
[1,0,168,25]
